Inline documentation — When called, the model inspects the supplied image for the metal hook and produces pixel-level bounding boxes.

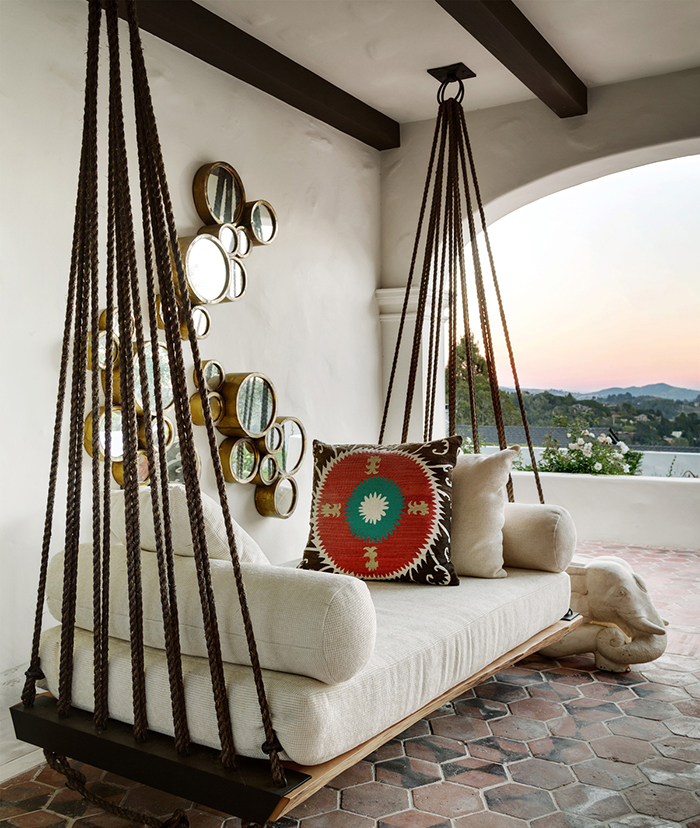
[437,77,465,105]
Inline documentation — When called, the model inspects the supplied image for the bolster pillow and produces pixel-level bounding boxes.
[46,544,376,685]
[502,502,576,573]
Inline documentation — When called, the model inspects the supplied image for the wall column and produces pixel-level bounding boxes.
[376,287,448,445]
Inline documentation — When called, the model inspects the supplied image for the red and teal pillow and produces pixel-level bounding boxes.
[300,437,462,585]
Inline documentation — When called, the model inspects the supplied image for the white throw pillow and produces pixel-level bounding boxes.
[450,447,519,578]
[111,483,269,565]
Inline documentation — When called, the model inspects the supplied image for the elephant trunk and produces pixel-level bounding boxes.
[595,625,667,666]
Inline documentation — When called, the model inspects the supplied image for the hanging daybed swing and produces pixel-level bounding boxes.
[10,7,566,827]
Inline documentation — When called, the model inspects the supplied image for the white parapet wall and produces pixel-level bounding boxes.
[512,470,700,550]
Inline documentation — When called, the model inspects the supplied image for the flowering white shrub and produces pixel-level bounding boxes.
[516,420,641,476]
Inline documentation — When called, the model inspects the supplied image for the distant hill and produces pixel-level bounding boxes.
[584,383,699,401]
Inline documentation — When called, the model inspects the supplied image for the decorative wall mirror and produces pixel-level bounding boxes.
[190,390,225,426]
[276,417,306,476]
[193,161,246,226]
[176,235,231,305]
[225,258,247,301]
[181,305,211,340]
[243,200,278,246]
[255,475,298,519]
[84,407,124,460]
[218,372,277,439]
[195,359,226,391]
[220,437,258,485]
[235,227,252,258]
[252,454,279,487]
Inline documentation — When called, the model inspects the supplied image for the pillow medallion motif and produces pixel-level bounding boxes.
[300,437,462,585]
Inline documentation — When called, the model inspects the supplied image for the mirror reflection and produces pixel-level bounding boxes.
[256,454,278,486]
[249,201,277,245]
[205,164,245,225]
[181,235,230,305]
[220,437,258,484]
[237,375,276,437]
[199,359,225,391]
[225,259,247,301]
[235,227,251,258]
[276,417,305,475]
[218,224,238,255]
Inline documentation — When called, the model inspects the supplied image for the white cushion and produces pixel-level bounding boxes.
[450,448,519,578]
[110,483,268,565]
[502,502,577,573]
[46,544,376,685]
[40,567,570,765]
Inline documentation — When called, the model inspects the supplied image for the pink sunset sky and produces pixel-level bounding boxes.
[477,154,700,395]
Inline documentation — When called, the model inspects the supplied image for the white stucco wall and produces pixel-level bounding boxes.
[0,0,382,772]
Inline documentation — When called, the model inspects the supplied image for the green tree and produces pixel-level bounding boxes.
[446,334,520,427]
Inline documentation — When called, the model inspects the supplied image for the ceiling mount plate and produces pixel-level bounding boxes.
[427,62,476,83]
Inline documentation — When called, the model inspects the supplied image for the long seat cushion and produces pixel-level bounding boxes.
[46,545,376,685]
[40,567,571,766]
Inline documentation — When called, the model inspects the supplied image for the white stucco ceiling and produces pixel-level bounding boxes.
[195,0,700,123]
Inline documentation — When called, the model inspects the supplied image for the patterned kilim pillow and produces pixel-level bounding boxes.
[300,437,462,585]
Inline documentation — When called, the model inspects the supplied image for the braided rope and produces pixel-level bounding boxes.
[44,752,189,828]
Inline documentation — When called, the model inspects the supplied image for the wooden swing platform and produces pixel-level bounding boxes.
[12,614,580,826]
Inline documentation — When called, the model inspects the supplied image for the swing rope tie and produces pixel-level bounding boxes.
[379,76,544,504]
[22,1,286,824]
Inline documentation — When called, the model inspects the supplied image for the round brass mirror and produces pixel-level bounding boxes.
[193,162,246,226]
[113,341,174,414]
[235,226,252,259]
[275,416,306,475]
[257,423,283,455]
[180,305,211,340]
[87,329,119,372]
[224,258,247,302]
[219,373,277,439]
[255,475,297,519]
[252,453,279,487]
[112,450,151,488]
[194,359,226,392]
[177,235,231,305]
[137,415,174,451]
[243,200,278,246]
[197,223,239,256]
[84,406,124,460]
[190,390,225,426]
[220,437,258,485]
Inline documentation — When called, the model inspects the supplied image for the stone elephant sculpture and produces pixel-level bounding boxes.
[540,554,668,672]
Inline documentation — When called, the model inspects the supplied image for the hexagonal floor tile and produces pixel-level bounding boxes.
[626,782,700,821]
[508,758,575,790]
[508,698,565,722]
[412,782,482,819]
[652,733,700,763]
[607,815,685,828]
[664,716,700,738]
[606,714,669,740]
[404,735,465,764]
[529,736,595,765]
[618,698,681,721]
[632,682,688,702]
[563,698,621,722]
[489,715,549,742]
[474,682,529,704]
[578,682,635,702]
[452,698,509,720]
[483,783,555,820]
[590,734,657,764]
[430,715,491,742]
[341,782,410,819]
[553,783,630,821]
[286,786,337,819]
[573,758,644,790]
[442,757,507,788]
[377,810,451,828]
[638,756,700,789]
[467,736,530,764]
[547,714,610,742]
[375,757,441,789]
[454,812,527,827]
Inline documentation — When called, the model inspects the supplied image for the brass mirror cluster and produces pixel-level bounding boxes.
[82,162,304,518]
[187,163,305,519]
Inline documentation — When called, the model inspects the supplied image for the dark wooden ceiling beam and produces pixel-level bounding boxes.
[115,0,400,150]
[435,0,588,117]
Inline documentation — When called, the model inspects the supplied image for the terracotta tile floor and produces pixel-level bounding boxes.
[2,542,699,828]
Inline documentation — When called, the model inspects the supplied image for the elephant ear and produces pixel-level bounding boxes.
[633,572,649,594]
[566,558,590,616]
